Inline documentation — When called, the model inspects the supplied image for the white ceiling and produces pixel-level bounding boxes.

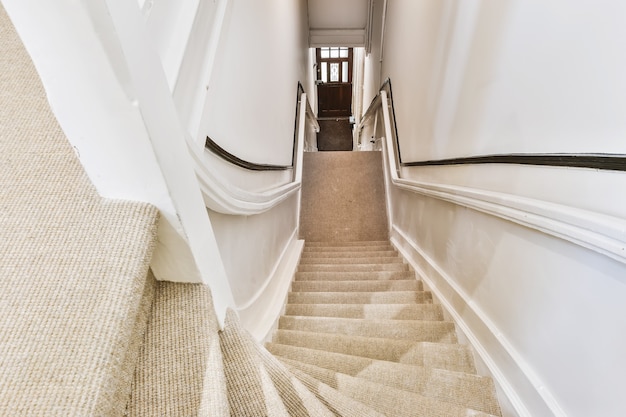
[308,0,369,29]
[307,0,371,46]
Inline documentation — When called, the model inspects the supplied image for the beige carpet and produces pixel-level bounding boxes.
[268,241,503,416]
[299,151,388,242]
[0,4,160,416]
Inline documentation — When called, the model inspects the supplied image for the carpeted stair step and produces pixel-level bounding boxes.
[295,270,416,281]
[299,256,404,265]
[220,310,338,417]
[267,343,501,415]
[298,263,409,272]
[305,241,391,248]
[247,339,336,417]
[279,316,458,343]
[281,358,498,417]
[304,244,393,252]
[128,281,230,417]
[272,330,476,373]
[287,367,385,417]
[288,290,432,305]
[301,250,399,258]
[220,310,293,416]
[284,303,444,321]
[291,279,422,292]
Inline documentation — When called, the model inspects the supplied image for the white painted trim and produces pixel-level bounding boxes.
[237,232,304,342]
[390,225,566,417]
[391,177,626,266]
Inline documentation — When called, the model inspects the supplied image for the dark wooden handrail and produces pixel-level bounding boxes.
[204,136,292,171]
[204,82,317,171]
[364,79,626,172]
[401,153,626,171]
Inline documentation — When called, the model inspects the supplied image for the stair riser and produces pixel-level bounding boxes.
[284,304,443,321]
[304,245,393,252]
[299,257,404,265]
[295,271,416,281]
[288,291,432,305]
[291,280,422,293]
[279,317,457,343]
[300,251,398,258]
[305,241,390,247]
[298,264,409,273]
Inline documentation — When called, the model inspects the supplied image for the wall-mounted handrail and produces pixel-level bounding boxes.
[204,136,292,171]
[193,84,317,215]
[360,78,626,266]
[361,79,626,172]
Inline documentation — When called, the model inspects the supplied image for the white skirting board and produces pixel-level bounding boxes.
[390,225,565,417]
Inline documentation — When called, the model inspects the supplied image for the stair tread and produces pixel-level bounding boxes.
[289,290,433,305]
[301,250,399,258]
[295,270,416,281]
[291,279,422,292]
[267,343,501,415]
[279,316,457,343]
[281,358,499,417]
[305,241,391,247]
[299,256,404,264]
[273,329,476,373]
[284,303,444,321]
[304,246,394,253]
[298,263,410,272]
[221,310,336,417]
[286,367,385,417]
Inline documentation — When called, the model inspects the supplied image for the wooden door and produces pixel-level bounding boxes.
[316,47,353,118]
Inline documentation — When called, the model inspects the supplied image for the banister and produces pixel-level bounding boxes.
[204,136,292,171]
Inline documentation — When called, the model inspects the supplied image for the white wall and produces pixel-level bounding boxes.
[208,193,298,310]
[198,0,310,166]
[373,1,626,416]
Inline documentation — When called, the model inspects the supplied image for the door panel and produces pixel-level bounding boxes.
[317,47,353,119]
[318,84,352,118]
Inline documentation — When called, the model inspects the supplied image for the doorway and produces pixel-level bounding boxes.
[316,47,353,151]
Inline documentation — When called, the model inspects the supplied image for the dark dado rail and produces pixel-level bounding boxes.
[401,154,626,172]
[204,136,292,171]
[373,79,626,172]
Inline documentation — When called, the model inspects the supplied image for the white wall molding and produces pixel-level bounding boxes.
[390,226,565,417]
[392,176,626,267]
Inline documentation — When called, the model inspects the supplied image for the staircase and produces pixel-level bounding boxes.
[267,240,502,416]
[1,5,503,416]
